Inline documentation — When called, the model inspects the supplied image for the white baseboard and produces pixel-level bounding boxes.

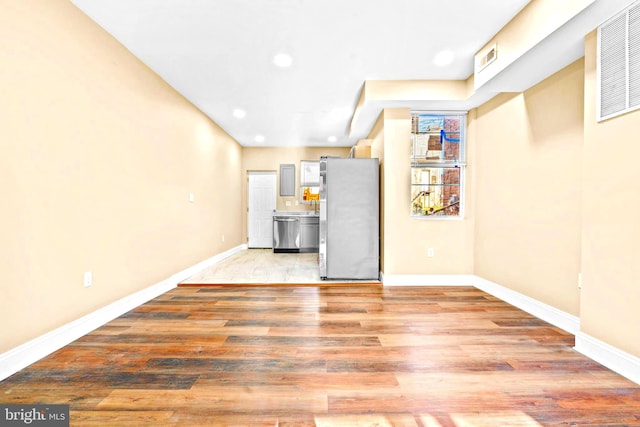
[5,259,639,388]
[380,273,639,386]
[575,332,640,385]
[382,274,639,385]
[0,244,245,382]
[472,276,581,335]
[381,273,476,287]
[380,274,580,336]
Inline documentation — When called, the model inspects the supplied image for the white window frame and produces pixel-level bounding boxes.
[410,111,467,220]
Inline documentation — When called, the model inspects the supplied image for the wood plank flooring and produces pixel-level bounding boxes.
[2,286,640,426]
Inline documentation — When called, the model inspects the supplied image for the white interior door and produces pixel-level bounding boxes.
[248,171,277,248]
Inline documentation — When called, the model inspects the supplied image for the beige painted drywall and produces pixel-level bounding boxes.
[370,109,475,276]
[0,0,242,353]
[364,80,469,101]
[581,31,640,357]
[240,147,350,243]
[368,115,386,271]
[351,79,472,137]
[473,59,584,316]
[474,0,595,89]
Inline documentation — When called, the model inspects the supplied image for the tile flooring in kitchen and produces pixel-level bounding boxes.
[181,248,382,285]
[180,249,330,285]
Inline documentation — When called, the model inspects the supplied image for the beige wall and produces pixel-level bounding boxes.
[368,115,386,270]
[348,26,640,363]
[581,32,640,357]
[5,0,640,367]
[370,109,475,276]
[473,59,585,316]
[474,0,595,89]
[0,0,243,353]
[241,147,349,243]
[363,80,469,101]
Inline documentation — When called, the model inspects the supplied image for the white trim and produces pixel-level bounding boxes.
[6,262,639,388]
[380,274,640,385]
[575,332,640,386]
[380,274,579,335]
[0,244,245,382]
[381,274,476,287]
[472,276,580,335]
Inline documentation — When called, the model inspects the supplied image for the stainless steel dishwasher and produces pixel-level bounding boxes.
[273,216,300,252]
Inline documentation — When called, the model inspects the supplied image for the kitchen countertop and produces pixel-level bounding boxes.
[273,211,319,218]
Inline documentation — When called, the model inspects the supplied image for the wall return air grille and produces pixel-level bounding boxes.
[598,1,640,120]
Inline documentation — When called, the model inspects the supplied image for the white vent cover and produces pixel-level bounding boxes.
[598,1,640,120]
[477,44,497,72]
[629,5,640,107]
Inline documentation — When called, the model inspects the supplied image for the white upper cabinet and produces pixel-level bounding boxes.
[279,164,296,197]
[300,160,320,186]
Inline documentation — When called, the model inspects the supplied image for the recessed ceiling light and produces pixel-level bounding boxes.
[233,109,246,118]
[255,135,265,143]
[434,50,454,66]
[273,53,293,67]
[328,136,337,143]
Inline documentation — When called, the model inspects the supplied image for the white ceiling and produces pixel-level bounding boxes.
[71,0,628,148]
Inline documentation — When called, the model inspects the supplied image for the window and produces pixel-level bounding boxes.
[410,112,466,218]
[300,160,320,204]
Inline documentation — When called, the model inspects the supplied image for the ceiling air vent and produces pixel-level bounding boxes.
[477,44,497,72]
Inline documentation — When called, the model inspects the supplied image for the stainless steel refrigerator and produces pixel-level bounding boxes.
[319,157,379,280]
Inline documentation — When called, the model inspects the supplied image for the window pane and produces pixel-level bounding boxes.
[411,167,461,216]
[411,114,463,162]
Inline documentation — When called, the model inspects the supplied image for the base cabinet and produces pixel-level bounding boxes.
[299,217,319,253]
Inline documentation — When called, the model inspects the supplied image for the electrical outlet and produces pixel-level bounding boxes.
[427,248,435,257]
[221,234,225,242]
[83,271,92,287]
[189,193,195,203]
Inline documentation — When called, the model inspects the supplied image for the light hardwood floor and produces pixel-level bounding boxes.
[1,285,639,426]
